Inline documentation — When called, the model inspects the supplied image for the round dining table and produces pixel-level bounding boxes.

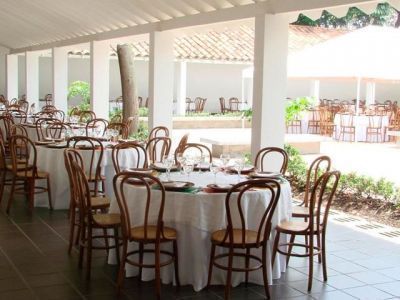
[33,141,139,209]
[107,170,292,292]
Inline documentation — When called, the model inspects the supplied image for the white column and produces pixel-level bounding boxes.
[25,51,40,107]
[175,61,187,116]
[309,79,320,102]
[355,77,362,116]
[251,14,289,160]
[148,31,174,131]
[366,81,376,106]
[90,40,110,120]
[52,47,69,112]
[6,54,18,100]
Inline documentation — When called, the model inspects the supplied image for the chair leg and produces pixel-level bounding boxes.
[261,245,271,299]
[0,170,6,205]
[155,242,161,300]
[46,177,53,210]
[307,233,314,292]
[245,247,250,287]
[207,244,216,287]
[68,207,76,254]
[321,232,328,282]
[103,228,109,255]
[271,231,280,269]
[138,243,144,282]
[224,248,234,300]
[116,240,128,293]
[173,240,180,287]
[78,223,86,269]
[28,178,35,211]
[286,234,296,266]
[113,227,120,265]
[317,232,322,264]
[6,175,16,214]
[86,226,93,280]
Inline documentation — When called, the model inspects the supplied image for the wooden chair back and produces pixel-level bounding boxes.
[221,179,281,248]
[178,143,212,163]
[254,147,288,174]
[46,121,71,139]
[0,115,14,142]
[113,171,166,241]
[148,126,169,141]
[79,110,96,122]
[112,142,148,173]
[17,100,29,113]
[10,124,28,137]
[86,118,109,137]
[229,97,240,112]
[9,135,36,177]
[41,105,57,113]
[303,156,331,207]
[11,110,27,124]
[64,149,84,208]
[146,137,171,164]
[219,97,227,114]
[108,122,128,139]
[35,118,59,141]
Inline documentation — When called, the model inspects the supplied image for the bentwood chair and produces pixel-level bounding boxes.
[50,109,66,122]
[113,171,180,299]
[148,126,169,141]
[229,97,240,112]
[35,118,59,141]
[111,142,148,173]
[64,149,112,254]
[45,121,71,139]
[338,113,355,142]
[292,156,331,218]
[146,137,171,164]
[86,118,109,137]
[7,135,53,213]
[10,124,28,137]
[178,143,212,164]
[67,136,105,196]
[366,115,383,142]
[70,157,121,280]
[41,104,57,113]
[107,122,128,139]
[79,110,96,123]
[272,171,341,292]
[207,179,281,300]
[17,100,29,113]
[254,147,288,174]
[12,110,27,124]
[307,109,320,134]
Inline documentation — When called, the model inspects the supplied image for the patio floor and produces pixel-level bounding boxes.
[0,192,400,299]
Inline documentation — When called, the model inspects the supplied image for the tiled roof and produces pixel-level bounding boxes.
[68,25,349,63]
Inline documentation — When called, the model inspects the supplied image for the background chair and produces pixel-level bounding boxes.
[254,147,288,174]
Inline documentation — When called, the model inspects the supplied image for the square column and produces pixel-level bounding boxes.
[90,40,110,120]
[148,31,174,131]
[25,51,40,107]
[366,81,376,105]
[175,61,187,116]
[6,54,18,100]
[309,79,320,102]
[52,47,69,112]
[251,14,289,161]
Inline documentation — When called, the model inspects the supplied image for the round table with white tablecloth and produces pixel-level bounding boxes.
[32,142,139,209]
[107,171,292,292]
[334,114,388,142]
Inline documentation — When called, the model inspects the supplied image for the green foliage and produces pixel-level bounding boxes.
[285,97,315,125]
[293,2,400,29]
[68,81,90,103]
[241,108,253,120]
[130,121,148,142]
[109,107,122,121]
[139,107,149,117]
[284,144,308,189]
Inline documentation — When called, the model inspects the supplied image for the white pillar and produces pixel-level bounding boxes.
[355,77,361,115]
[6,54,18,100]
[366,81,376,106]
[25,51,40,107]
[309,79,320,102]
[176,61,187,116]
[52,47,69,112]
[148,31,174,131]
[90,40,110,120]
[251,14,289,161]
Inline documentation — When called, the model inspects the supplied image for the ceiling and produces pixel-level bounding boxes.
[1,0,379,53]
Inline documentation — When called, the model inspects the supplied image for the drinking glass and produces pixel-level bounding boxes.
[176,153,185,173]
[162,155,174,181]
[220,153,230,175]
[183,164,193,180]
[234,157,245,183]
[210,164,220,184]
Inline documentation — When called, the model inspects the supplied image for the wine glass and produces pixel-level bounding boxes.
[183,163,193,180]
[220,153,230,175]
[233,157,245,183]
[162,155,174,181]
[95,126,102,137]
[210,163,220,184]
[176,153,185,174]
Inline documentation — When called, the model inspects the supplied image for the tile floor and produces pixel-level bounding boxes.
[0,196,399,299]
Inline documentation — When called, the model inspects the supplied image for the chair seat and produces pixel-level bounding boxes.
[91,196,111,209]
[292,206,310,217]
[6,163,32,171]
[92,213,120,227]
[276,221,322,234]
[211,229,259,246]
[130,225,177,241]
[16,169,49,179]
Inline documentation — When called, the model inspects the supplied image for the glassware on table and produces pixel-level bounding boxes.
[233,156,245,183]
[220,153,230,175]
[162,155,174,181]
[182,163,194,180]
[210,163,220,184]
[95,127,102,137]
[176,153,185,174]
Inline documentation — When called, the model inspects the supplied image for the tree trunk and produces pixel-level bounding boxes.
[117,44,138,135]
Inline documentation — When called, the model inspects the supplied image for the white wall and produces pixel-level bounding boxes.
[9,56,400,109]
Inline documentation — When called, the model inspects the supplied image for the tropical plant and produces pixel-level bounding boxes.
[285,97,315,125]
[68,81,90,103]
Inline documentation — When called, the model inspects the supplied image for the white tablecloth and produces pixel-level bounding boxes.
[33,143,138,209]
[107,171,292,291]
[334,114,388,142]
